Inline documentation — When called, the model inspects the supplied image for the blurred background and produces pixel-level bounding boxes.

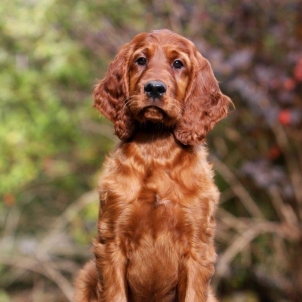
[1,0,302,301]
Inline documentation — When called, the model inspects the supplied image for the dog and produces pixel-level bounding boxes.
[74,29,232,302]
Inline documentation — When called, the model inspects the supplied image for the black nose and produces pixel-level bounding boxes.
[144,81,167,99]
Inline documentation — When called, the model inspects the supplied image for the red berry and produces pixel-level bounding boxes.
[278,110,291,125]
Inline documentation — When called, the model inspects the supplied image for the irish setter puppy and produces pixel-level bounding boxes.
[75,29,232,302]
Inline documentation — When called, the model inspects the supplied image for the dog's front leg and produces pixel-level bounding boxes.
[178,254,216,302]
[94,239,128,302]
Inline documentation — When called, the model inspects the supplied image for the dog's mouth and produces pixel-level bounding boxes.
[141,106,166,123]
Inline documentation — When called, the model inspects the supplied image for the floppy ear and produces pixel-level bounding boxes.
[174,50,232,146]
[93,43,135,141]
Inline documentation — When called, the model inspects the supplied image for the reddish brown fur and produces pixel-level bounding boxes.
[74,29,232,302]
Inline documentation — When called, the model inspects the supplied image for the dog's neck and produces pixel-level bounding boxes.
[119,126,196,169]
[128,121,190,148]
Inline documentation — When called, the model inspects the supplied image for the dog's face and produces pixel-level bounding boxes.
[94,29,232,145]
[127,32,192,126]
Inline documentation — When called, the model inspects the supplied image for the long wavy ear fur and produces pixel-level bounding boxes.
[174,50,232,146]
[93,43,135,141]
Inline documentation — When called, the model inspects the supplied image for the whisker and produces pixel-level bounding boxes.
[124,96,134,105]
[124,95,142,109]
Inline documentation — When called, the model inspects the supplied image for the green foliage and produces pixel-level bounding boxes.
[0,290,10,302]
[0,0,111,200]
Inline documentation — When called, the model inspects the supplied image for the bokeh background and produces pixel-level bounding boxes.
[1,0,302,301]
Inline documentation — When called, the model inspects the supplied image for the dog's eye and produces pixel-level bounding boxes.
[136,57,147,66]
[172,60,184,69]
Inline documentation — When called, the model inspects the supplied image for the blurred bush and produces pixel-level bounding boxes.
[0,0,301,301]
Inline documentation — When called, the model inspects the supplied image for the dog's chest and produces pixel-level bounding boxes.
[99,146,217,244]
[115,166,193,242]
[100,155,197,235]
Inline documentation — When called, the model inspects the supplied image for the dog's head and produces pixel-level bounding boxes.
[94,29,232,145]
